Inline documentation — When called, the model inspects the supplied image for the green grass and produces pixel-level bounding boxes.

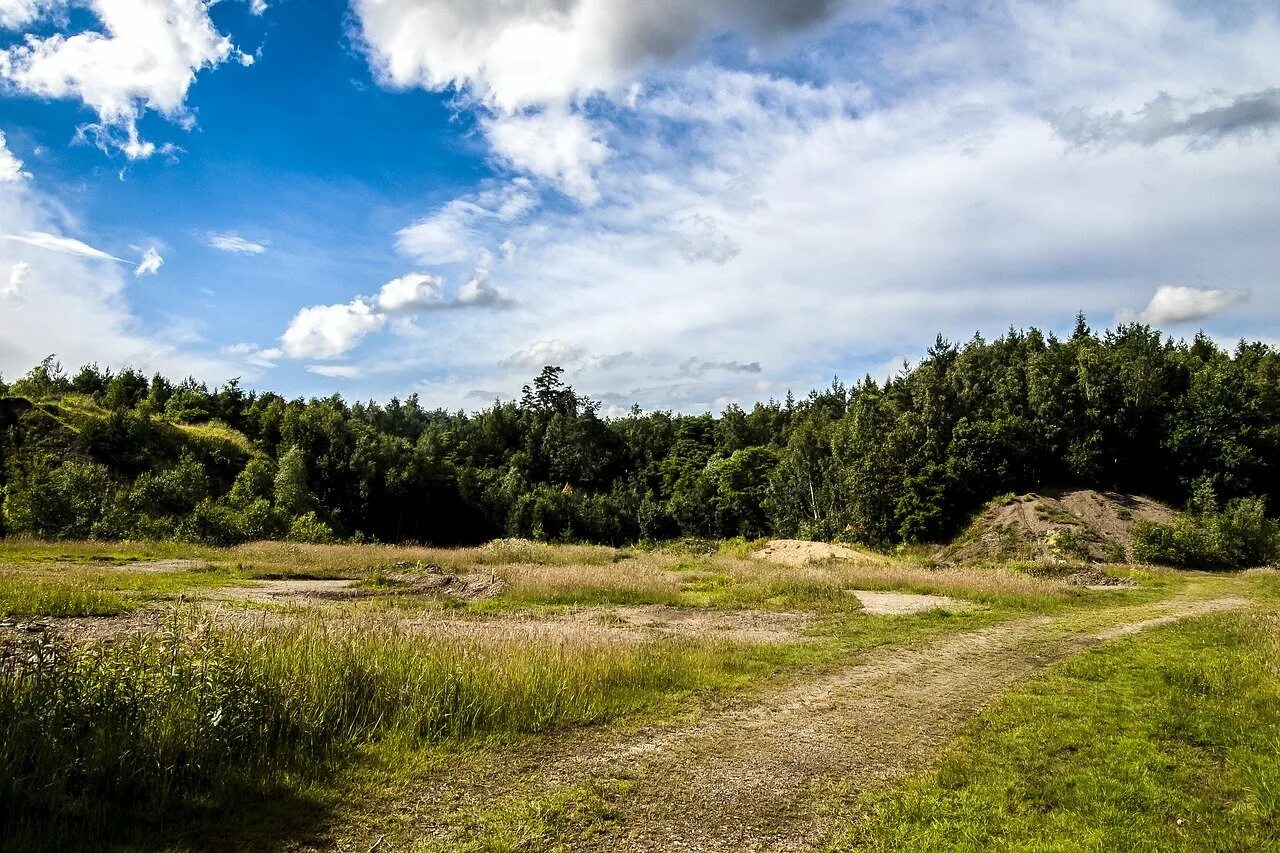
[831,608,1280,852]
[0,581,130,617]
[0,567,242,617]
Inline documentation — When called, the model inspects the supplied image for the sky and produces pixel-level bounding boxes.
[0,0,1277,413]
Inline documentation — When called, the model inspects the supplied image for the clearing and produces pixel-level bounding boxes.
[332,583,1248,852]
[0,538,1272,852]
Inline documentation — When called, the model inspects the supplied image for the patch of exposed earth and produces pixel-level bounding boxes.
[206,573,506,604]
[755,540,893,568]
[846,589,970,615]
[329,591,1247,853]
[396,606,815,646]
[936,489,1175,566]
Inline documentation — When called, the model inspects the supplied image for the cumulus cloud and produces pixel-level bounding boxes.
[0,0,241,159]
[1052,88,1280,150]
[2,260,28,297]
[354,0,858,111]
[280,299,386,360]
[353,1,870,205]
[1123,285,1251,326]
[249,0,266,14]
[206,233,267,254]
[375,272,444,313]
[133,246,163,276]
[360,0,1280,413]
[0,131,29,182]
[501,339,586,370]
[483,109,610,203]
[2,230,121,261]
[455,265,513,309]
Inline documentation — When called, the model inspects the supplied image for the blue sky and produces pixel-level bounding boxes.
[1,0,1278,412]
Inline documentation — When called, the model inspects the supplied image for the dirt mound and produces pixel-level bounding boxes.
[756,540,891,567]
[937,489,1175,566]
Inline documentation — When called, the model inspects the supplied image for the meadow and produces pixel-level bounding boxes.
[0,537,1271,852]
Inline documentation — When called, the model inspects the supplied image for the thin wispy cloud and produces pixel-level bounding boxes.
[2,231,122,262]
[206,233,268,255]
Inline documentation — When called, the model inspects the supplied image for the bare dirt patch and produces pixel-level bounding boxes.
[105,558,212,574]
[585,605,812,643]
[386,605,813,647]
[208,578,362,603]
[756,540,892,568]
[206,573,506,605]
[937,489,1175,566]
[846,589,970,615]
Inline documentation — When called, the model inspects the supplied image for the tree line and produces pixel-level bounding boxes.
[0,317,1276,548]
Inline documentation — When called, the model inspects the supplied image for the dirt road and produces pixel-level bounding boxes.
[334,590,1248,852]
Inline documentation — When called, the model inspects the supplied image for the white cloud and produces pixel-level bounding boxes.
[501,339,585,370]
[0,131,29,182]
[677,214,740,265]
[0,0,50,29]
[206,232,267,254]
[0,0,240,159]
[279,299,386,359]
[396,180,536,264]
[249,0,266,15]
[306,364,362,379]
[375,272,444,313]
[2,260,28,297]
[354,0,1280,412]
[1124,285,1251,326]
[221,341,280,368]
[133,245,163,276]
[353,1,873,205]
[2,230,121,261]
[353,0,861,112]
[483,108,610,203]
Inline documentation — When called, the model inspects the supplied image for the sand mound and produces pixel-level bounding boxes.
[755,540,891,567]
[937,489,1175,566]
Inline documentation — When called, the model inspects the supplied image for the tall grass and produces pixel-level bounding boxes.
[0,613,740,849]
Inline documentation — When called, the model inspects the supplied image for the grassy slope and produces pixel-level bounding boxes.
[833,574,1280,852]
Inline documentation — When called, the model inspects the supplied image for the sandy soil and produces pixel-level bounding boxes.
[755,540,892,568]
[847,589,969,615]
[331,591,1247,853]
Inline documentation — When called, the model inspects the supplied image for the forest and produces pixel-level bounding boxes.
[1,317,1277,550]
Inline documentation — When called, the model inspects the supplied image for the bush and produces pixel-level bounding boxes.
[287,511,337,544]
[1134,497,1280,569]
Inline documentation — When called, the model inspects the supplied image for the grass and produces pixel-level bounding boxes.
[0,612,779,851]
[0,566,240,617]
[0,537,1194,850]
[831,607,1280,852]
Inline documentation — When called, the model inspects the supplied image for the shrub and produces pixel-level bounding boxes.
[287,511,337,544]
[1134,497,1280,569]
